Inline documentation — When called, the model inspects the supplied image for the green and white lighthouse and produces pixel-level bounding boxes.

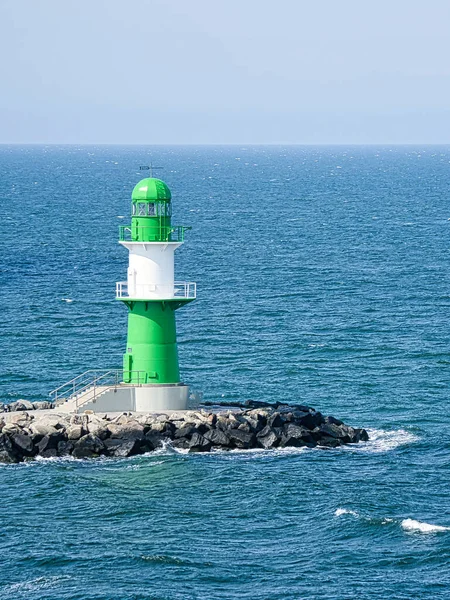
[115,177,195,410]
[52,175,195,413]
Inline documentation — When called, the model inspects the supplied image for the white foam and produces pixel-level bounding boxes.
[61,298,73,303]
[401,519,450,533]
[344,428,419,454]
[334,508,359,518]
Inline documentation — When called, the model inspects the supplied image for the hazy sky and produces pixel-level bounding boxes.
[1,0,450,144]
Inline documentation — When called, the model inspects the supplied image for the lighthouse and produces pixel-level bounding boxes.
[116,176,195,410]
[51,175,195,413]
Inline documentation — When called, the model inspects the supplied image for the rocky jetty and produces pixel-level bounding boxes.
[0,400,55,413]
[0,403,369,463]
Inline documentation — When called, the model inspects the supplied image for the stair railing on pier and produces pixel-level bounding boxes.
[49,369,146,408]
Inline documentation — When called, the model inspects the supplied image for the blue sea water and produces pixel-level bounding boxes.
[0,145,450,599]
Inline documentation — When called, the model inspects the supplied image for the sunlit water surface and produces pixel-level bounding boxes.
[1,145,450,599]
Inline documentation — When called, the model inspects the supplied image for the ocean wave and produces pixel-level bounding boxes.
[335,509,449,533]
[401,519,450,533]
[3,575,71,594]
[334,508,359,518]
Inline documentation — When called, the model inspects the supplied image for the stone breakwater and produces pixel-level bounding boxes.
[0,400,55,412]
[0,404,369,463]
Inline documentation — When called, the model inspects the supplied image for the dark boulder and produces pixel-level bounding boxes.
[228,429,255,449]
[353,428,369,442]
[174,425,197,439]
[280,423,316,448]
[144,432,163,450]
[325,415,344,426]
[256,427,278,449]
[203,428,231,447]
[11,433,35,457]
[37,432,64,454]
[268,413,285,428]
[318,436,342,448]
[188,433,212,453]
[0,433,20,463]
[41,448,58,458]
[57,440,74,456]
[298,411,325,430]
[318,423,349,440]
[72,434,105,459]
[104,438,141,457]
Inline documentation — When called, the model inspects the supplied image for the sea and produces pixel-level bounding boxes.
[0,145,449,599]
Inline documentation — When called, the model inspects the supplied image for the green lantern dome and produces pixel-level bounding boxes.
[132,178,172,202]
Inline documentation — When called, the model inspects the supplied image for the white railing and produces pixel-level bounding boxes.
[116,281,196,300]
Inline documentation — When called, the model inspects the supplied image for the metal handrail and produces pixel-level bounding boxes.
[49,369,146,406]
[116,281,196,300]
[119,225,191,243]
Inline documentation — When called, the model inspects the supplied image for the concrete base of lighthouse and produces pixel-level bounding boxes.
[60,384,190,414]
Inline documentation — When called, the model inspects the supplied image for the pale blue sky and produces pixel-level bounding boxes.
[1,0,450,144]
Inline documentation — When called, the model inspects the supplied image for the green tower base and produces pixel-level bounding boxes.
[121,300,192,385]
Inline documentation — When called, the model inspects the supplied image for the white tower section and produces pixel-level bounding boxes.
[116,241,196,301]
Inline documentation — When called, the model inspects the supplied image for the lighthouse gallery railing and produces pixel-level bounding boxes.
[116,281,196,300]
[119,225,190,243]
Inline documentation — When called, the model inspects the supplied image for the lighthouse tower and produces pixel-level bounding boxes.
[116,176,195,411]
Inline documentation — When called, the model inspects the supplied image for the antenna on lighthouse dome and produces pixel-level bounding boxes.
[139,163,163,178]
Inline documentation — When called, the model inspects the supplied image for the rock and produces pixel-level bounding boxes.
[11,433,35,456]
[156,413,169,422]
[170,438,190,450]
[104,438,141,457]
[2,423,21,435]
[268,413,285,428]
[136,414,157,426]
[325,415,344,426]
[318,436,342,448]
[297,411,325,430]
[237,421,251,433]
[110,422,145,440]
[144,432,162,450]
[57,440,74,456]
[67,425,84,441]
[0,403,4,413]
[111,414,131,425]
[86,417,109,440]
[37,432,63,454]
[72,434,105,458]
[15,400,34,411]
[0,433,20,463]
[256,427,278,449]
[353,428,369,442]
[203,429,230,447]
[32,401,53,410]
[70,414,88,427]
[280,423,315,448]
[41,448,58,458]
[318,423,347,440]
[174,425,197,439]
[146,421,166,434]
[188,433,212,452]
[30,423,59,438]
[228,429,255,449]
